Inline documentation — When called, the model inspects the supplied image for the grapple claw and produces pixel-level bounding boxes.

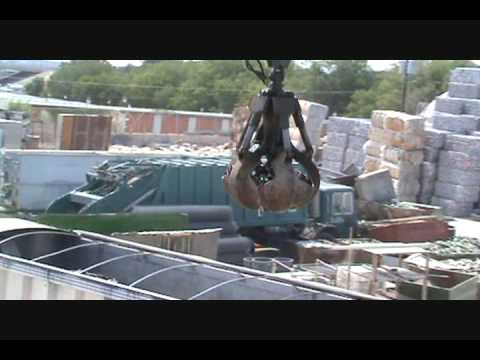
[223,60,320,212]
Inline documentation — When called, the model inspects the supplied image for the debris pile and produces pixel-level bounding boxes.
[109,143,232,157]
[322,116,370,172]
[363,110,425,202]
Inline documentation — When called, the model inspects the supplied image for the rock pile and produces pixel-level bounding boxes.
[109,143,232,157]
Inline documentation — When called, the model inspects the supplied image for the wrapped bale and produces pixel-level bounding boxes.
[380,111,424,133]
[392,178,421,198]
[438,150,480,171]
[451,68,480,84]
[432,112,480,133]
[434,97,464,114]
[363,155,382,172]
[368,127,424,150]
[347,135,368,150]
[371,110,389,129]
[420,162,437,190]
[322,160,344,173]
[329,116,370,137]
[434,181,480,202]
[344,148,365,169]
[326,132,348,148]
[322,145,346,163]
[463,99,480,116]
[444,134,480,157]
[382,147,424,166]
[448,82,480,99]
[363,140,385,158]
[437,167,480,187]
[423,146,440,162]
[379,160,421,181]
[432,196,474,218]
[425,128,449,149]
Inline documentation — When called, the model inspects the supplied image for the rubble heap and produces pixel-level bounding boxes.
[322,116,370,172]
[420,68,480,216]
[363,111,425,202]
[109,143,232,157]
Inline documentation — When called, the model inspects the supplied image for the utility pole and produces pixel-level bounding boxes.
[401,60,409,113]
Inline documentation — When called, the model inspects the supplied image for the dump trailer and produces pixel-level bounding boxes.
[46,157,357,238]
[0,218,380,300]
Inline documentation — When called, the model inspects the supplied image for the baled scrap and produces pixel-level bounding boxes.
[425,128,449,149]
[382,147,424,166]
[322,159,344,173]
[368,127,424,150]
[322,145,346,163]
[432,196,475,218]
[448,82,480,99]
[438,150,480,171]
[434,97,464,114]
[347,135,369,150]
[379,111,424,133]
[436,166,480,187]
[363,155,382,172]
[434,181,480,202]
[379,160,421,181]
[462,99,480,117]
[444,134,480,156]
[423,146,440,163]
[326,132,348,148]
[432,112,480,133]
[344,148,365,169]
[451,68,480,84]
[363,140,385,158]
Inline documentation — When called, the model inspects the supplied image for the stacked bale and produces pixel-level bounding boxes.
[322,116,370,172]
[363,111,425,202]
[416,68,480,216]
[418,128,449,204]
[432,68,480,135]
[431,134,480,216]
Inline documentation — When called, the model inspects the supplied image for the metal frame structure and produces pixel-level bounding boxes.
[0,221,385,300]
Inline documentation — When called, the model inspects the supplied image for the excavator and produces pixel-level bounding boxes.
[224,60,320,212]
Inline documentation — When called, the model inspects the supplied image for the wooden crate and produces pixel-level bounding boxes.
[59,114,112,150]
[397,268,478,300]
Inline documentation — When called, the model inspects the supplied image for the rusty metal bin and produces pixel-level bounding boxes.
[397,268,478,300]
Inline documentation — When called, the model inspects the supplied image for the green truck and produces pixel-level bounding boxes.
[45,157,357,239]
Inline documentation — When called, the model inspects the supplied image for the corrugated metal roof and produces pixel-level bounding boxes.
[0,91,232,118]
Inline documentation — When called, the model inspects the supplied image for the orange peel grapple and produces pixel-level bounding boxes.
[223,60,320,212]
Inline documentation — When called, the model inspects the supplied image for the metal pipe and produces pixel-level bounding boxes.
[76,230,384,300]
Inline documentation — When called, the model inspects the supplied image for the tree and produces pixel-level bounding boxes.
[301,60,375,115]
[47,60,114,100]
[25,77,45,97]
[346,60,477,117]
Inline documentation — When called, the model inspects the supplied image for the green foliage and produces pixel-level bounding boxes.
[25,77,45,97]
[44,59,479,116]
[347,60,477,117]
[300,60,376,115]
[8,101,32,113]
